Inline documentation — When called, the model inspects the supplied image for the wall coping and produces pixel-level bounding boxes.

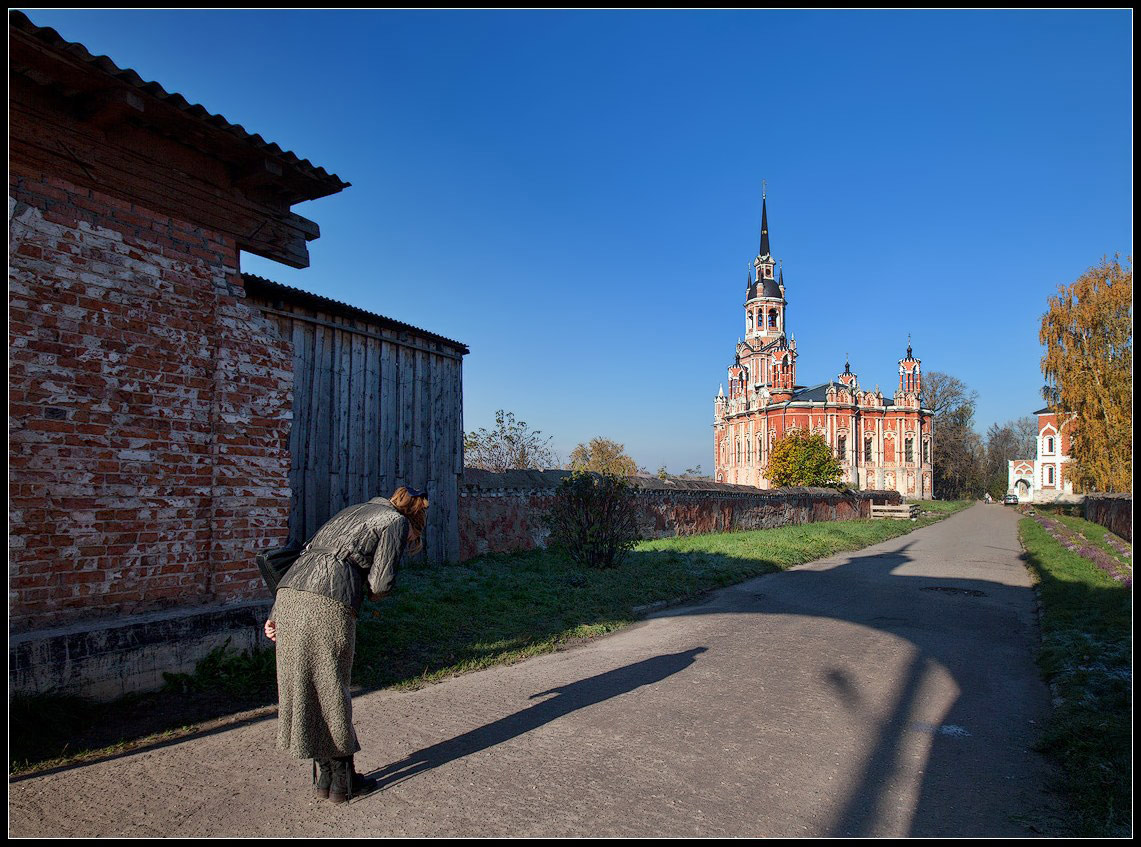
[461,468,896,499]
[8,599,272,647]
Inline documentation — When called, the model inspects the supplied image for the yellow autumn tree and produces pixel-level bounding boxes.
[1039,255,1132,493]
[567,437,639,477]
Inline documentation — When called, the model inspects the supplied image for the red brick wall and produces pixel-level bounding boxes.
[8,171,293,632]
[458,469,900,561]
[1083,495,1132,543]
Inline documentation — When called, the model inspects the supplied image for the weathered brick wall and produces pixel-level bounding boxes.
[8,172,293,632]
[1083,495,1132,543]
[458,469,901,561]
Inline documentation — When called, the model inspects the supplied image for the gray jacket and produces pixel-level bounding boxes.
[277,497,409,614]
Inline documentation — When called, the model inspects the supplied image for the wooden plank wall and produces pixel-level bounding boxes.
[252,301,464,563]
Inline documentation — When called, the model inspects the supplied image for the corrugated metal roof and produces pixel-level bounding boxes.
[242,274,469,354]
[9,10,350,202]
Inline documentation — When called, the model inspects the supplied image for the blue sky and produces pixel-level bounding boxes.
[20,10,1133,474]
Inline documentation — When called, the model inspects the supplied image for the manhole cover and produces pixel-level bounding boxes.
[921,587,986,597]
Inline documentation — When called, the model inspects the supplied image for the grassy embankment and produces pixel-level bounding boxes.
[11,503,971,774]
[1018,513,1132,838]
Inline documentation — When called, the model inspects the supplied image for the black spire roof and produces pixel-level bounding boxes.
[758,194,771,258]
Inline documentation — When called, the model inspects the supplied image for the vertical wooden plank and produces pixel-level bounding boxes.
[414,348,429,496]
[380,341,398,498]
[427,351,443,563]
[454,354,465,475]
[364,335,380,500]
[309,321,331,542]
[431,353,444,566]
[398,340,415,487]
[287,319,312,546]
[334,325,351,512]
[349,330,366,504]
[446,356,461,562]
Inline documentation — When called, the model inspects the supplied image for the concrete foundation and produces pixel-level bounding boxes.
[9,600,272,702]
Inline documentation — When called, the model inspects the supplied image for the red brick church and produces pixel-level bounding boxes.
[713,195,935,498]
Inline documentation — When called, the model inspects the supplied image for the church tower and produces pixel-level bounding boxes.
[743,193,787,347]
[895,337,922,408]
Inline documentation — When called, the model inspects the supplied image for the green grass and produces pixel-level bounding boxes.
[1047,512,1132,571]
[1018,517,1132,838]
[910,499,973,515]
[11,512,953,773]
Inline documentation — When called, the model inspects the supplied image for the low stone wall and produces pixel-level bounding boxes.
[10,600,271,702]
[1083,494,1132,542]
[459,469,902,561]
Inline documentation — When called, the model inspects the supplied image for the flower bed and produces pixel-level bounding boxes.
[1029,511,1133,587]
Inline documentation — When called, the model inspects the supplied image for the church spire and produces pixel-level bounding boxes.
[758,189,771,259]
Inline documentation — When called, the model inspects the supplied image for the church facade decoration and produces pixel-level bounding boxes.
[713,194,935,499]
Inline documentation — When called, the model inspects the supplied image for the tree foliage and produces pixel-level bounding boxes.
[567,437,639,477]
[924,370,985,500]
[1040,256,1132,493]
[767,428,842,487]
[545,472,640,569]
[464,410,558,472]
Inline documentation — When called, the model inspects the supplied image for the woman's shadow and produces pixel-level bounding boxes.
[362,647,707,794]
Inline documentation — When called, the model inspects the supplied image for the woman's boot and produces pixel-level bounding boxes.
[328,758,351,804]
[313,758,333,800]
[329,755,378,803]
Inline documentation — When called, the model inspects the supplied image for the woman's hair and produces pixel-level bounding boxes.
[390,486,429,555]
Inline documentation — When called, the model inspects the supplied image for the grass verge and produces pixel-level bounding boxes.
[912,499,973,515]
[1018,516,1132,837]
[11,511,955,774]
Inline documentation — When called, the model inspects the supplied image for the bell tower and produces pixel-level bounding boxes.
[744,190,787,347]
[896,337,922,408]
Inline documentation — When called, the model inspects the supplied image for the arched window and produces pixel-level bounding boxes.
[1046,436,1055,453]
[747,312,754,331]
[1047,466,1055,485]
[923,439,930,464]
[736,439,741,464]
[758,435,763,459]
[837,435,846,459]
[746,436,752,463]
[865,437,873,463]
[905,437,914,463]
[768,309,777,328]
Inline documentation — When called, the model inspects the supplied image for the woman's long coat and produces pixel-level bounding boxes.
[272,497,409,759]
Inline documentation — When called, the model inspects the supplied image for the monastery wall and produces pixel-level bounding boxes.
[458,468,902,561]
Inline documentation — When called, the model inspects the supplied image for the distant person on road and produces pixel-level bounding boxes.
[263,486,429,804]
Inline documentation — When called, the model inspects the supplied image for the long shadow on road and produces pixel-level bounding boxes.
[361,647,707,796]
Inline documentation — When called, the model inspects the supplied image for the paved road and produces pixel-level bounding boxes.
[9,504,1060,837]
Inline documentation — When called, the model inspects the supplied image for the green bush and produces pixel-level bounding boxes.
[545,471,640,568]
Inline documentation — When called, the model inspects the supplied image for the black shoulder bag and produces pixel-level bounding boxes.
[255,544,303,596]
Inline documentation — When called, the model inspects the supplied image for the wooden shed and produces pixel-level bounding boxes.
[243,274,468,563]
